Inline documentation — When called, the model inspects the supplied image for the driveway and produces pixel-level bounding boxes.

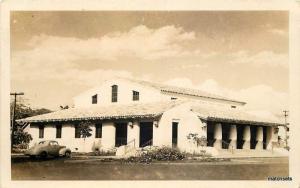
[11,156,289,180]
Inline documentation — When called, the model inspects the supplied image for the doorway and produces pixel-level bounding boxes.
[115,122,127,147]
[139,122,153,147]
[172,122,178,148]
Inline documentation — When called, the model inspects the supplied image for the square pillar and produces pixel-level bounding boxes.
[214,123,222,149]
[229,125,237,149]
[243,126,251,149]
[266,126,277,150]
[127,121,139,148]
[256,126,264,150]
[101,122,116,150]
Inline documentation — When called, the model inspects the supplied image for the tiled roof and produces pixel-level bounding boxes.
[124,78,246,105]
[17,100,183,123]
[191,103,284,126]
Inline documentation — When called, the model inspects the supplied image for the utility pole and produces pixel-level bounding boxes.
[10,92,24,151]
[283,110,289,148]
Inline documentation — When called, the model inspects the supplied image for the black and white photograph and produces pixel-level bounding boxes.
[1,1,300,187]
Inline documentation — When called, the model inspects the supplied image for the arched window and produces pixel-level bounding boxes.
[111,85,118,102]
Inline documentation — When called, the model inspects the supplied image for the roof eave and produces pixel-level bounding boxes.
[200,116,284,126]
[16,113,163,124]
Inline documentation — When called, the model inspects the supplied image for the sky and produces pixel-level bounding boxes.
[10,11,289,119]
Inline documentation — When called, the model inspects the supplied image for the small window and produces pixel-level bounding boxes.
[132,90,139,101]
[92,94,97,104]
[111,85,118,102]
[56,125,62,138]
[95,123,102,138]
[39,125,44,138]
[75,125,80,138]
[171,97,177,100]
[231,105,236,108]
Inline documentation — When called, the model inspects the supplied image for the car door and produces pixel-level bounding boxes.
[48,141,60,156]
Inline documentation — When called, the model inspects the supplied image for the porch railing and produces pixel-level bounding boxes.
[124,138,136,155]
[141,139,153,148]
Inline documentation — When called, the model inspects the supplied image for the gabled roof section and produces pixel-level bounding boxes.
[122,78,246,105]
[191,103,284,126]
[17,100,185,123]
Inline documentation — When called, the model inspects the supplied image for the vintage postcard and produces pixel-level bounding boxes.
[1,0,300,188]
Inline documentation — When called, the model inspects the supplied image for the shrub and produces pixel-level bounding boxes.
[124,147,186,163]
[93,149,116,156]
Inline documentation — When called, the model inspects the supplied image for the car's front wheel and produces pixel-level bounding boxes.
[40,151,48,159]
[64,151,71,158]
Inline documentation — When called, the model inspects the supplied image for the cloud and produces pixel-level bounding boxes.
[164,78,288,117]
[19,25,196,63]
[228,51,288,67]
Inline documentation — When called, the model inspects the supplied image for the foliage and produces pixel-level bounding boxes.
[187,133,207,147]
[10,102,51,149]
[11,102,52,121]
[93,150,116,156]
[124,147,186,163]
[13,127,33,146]
[78,121,93,139]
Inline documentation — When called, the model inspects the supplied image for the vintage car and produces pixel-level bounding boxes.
[25,140,71,158]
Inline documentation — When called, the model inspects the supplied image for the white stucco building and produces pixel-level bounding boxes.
[18,78,284,156]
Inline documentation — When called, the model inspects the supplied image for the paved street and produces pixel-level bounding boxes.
[11,156,289,180]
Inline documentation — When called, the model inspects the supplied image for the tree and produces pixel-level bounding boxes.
[10,102,52,121]
[78,121,92,140]
[10,102,52,149]
[77,121,93,152]
[13,127,33,149]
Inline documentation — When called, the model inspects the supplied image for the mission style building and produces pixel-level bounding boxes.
[18,78,283,156]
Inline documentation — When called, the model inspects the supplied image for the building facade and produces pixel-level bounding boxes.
[19,78,283,156]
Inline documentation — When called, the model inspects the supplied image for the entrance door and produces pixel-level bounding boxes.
[115,123,127,147]
[172,122,178,148]
[139,122,153,147]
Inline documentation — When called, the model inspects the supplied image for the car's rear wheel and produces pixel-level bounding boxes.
[65,151,71,158]
[40,151,48,159]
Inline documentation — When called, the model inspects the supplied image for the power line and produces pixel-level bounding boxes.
[283,110,289,148]
[10,92,24,151]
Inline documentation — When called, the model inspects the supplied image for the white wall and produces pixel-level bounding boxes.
[155,103,205,152]
[28,123,101,152]
[73,78,244,109]
[73,79,169,108]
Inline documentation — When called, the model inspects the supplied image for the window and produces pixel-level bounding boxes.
[56,125,62,138]
[95,123,102,138]
[171,97,177,100]
[50,141,59,146]
[39,125,44,138]
[132,90,139,101]
[92,94,97,104]
[111,85,118,102]
[75,125,80,138]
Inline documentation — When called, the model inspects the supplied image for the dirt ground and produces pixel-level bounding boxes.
[11,156,289,180]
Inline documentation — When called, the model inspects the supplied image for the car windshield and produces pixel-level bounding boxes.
[50,141,58,146]
[38,141,46,145]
